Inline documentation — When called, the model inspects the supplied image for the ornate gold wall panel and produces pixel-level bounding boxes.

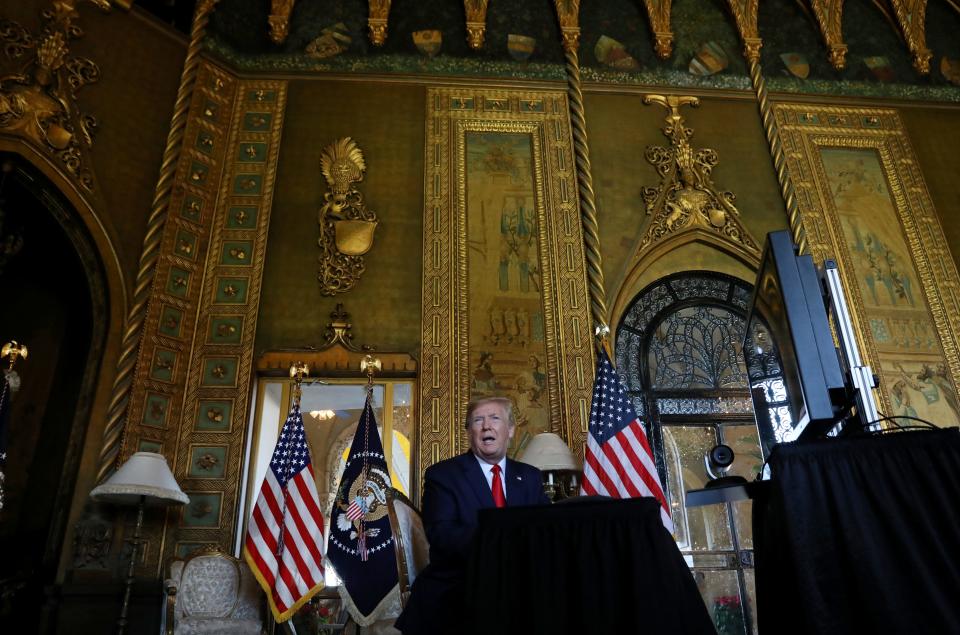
[775,103,960,427]
[120,59,288,572]
[119,60,238,572]
[164,79,287,568]
[420,87,593,485]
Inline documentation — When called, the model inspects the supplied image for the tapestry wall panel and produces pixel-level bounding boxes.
[776,104,960,427]
[420,88,593,479]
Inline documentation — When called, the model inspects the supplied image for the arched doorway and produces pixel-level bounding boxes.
[0,154,109,628]
[616,271,782,635]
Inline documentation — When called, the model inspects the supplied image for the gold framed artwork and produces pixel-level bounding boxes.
[775,104,960,427]
[420,88,594,480]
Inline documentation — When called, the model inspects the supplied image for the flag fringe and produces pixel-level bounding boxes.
[243,545,325,623]
[323,555,401,627]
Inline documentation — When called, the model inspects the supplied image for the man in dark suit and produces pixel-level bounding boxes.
[395,397,549,634]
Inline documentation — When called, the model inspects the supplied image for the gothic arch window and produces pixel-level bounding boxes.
[616,271,781,635]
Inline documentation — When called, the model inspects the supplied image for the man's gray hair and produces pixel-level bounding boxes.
[464,396,516,429]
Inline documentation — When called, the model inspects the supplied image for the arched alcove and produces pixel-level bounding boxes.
[0,153,111,628]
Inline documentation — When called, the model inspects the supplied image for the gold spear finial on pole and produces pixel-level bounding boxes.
[289,362,309,406]
[1,342,27,370]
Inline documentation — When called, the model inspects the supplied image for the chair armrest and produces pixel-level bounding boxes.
[164,583,177,635]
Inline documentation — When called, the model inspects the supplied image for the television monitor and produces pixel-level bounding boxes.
[744,231,847,457]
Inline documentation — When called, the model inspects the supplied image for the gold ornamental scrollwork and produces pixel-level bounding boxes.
[638,94,760,260]
[551,0,581,52]
[639,0,674,59]
[808,0,848,69]
[317,137,378,296]
[464,0,490,50]
[0,0,109,192]
[367,0,391,46]
[886,0,932,74]
[268,0,295,44]
[723,0,762,63]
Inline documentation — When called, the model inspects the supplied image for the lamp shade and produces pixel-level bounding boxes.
[518,433,580,471]
[90,452,189,506]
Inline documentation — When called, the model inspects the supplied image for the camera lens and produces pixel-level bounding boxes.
[709,444,735,469]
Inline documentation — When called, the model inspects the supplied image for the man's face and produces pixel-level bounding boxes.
[468,401,515,464]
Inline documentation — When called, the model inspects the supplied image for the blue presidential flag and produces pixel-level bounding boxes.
[327,394,398,623]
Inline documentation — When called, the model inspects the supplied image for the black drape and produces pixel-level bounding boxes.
[754,428,960,634]
[464,497,715,634]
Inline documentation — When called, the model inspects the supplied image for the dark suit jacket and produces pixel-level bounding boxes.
[395,452,549,634]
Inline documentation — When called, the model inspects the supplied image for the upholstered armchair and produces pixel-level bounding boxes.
[385,488,430,607]
[163,547,265,635]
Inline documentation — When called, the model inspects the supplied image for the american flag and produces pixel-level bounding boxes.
[243,403,326,622]
[581,348,673,533]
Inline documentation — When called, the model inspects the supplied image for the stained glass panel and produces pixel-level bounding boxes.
[648,306,749,390]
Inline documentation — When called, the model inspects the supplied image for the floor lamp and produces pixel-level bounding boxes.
[90,452,189,635]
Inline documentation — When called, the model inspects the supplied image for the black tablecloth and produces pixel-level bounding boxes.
[464,497,714,634]
[754,428,960,634]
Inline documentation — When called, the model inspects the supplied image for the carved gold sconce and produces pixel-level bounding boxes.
[637,95,760,260]
[317,138,378,296]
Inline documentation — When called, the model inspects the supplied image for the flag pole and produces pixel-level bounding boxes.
[276,362,308,563]
[357,355,382,561]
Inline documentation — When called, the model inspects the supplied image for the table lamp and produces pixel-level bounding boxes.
[518,433,581,501]
[90,452,189,635]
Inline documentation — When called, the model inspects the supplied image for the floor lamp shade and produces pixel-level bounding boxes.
[90,452,189,506]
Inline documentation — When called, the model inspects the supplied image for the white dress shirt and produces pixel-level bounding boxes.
[474,454,508,501]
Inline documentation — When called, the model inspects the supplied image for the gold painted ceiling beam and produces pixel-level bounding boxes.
[464,0,490,50]
[807,0,848,69]
[724,0,762,63]
[268,0,295,44]
[886,0,932,74]
[368,0,391,46]
[639,0,674,60]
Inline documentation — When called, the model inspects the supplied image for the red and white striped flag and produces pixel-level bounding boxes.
[581,348,673,533]
[243,403,326,622]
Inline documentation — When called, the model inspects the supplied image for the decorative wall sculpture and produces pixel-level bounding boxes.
[0,0,110,192]
[636,94,761,264]
[419,87,593,483]
[317,137,378,296]
[776,103,960,427]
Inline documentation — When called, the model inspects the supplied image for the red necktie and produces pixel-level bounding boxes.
[491,464,506,508]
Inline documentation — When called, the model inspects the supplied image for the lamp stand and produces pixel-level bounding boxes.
[117,494,145,635]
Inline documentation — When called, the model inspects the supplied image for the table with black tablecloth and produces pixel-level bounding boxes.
[463,497,714,634]
[753,428,960,634]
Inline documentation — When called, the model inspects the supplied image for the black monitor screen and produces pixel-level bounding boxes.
[745,232,846,456]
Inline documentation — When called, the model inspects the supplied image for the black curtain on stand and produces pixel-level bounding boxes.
[754,428,960,634]
[464,497,714,634]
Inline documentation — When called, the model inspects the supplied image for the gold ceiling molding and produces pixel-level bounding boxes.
[463,0,490,50]
[886,0,932,74]
[808,0,848,70]
[636,94,761,263]
[268,0,295,44]
[367,0,391,46]
[317,137,378,296]
[723,0,762,63]
[551,0,581,52]
[0,0,111,193]
[640,0,674,60]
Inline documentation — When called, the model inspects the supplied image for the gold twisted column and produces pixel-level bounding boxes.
[97,0,221,482]
[560,43,609,329]
[748,59,807,254]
